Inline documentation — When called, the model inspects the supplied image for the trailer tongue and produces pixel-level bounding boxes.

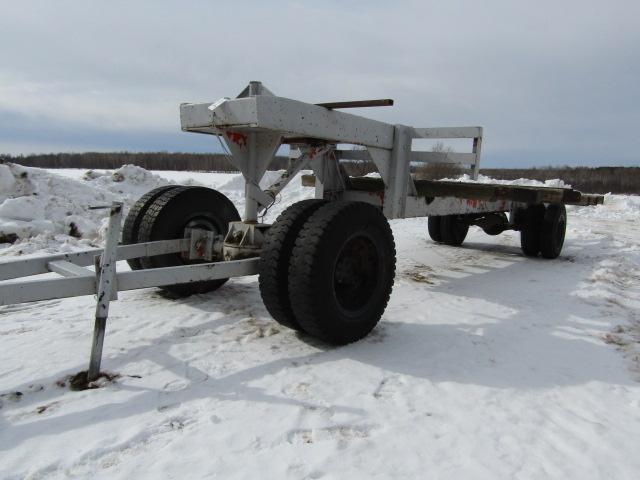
[0,81,604,387]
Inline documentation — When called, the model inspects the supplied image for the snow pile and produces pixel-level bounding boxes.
[569,193,640,222]
[446,173,570,189]
[0,163,171,255]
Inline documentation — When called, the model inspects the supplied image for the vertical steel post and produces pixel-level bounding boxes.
[472,133,483,180]
[87,202,122,382]
[384,125,414,219]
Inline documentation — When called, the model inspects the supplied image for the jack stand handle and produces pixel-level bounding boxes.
[87,202,123,382]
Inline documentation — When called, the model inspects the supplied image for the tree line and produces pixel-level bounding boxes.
[2,151,290,172]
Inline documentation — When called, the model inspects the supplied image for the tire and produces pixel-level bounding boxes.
[259,199,326,331]
[518,205,545,257]
[288,201,396,345]
[441,215,469,246]
[427,216,443,242]
[137,186,240,296]
[540,204,566,259]
[123,185,178,270]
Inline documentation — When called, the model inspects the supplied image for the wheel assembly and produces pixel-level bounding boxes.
[287,201,396,345]
[516,203,566,258]
[136,186,240,295]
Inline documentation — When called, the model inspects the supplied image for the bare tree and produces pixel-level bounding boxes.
[414,141,462,180]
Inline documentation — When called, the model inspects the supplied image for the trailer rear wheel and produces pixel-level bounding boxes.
[518,205,545,257]
[540,204,566,259]
[259,199,326,331]
[123,185,178,270]
[441,215,469,246]
[427,216,443,242]
[288,201,396,345]
[137,186,240,296]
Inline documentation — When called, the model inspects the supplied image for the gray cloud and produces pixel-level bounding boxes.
[1,0,638,166]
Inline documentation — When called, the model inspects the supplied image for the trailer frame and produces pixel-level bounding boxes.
[0,81,604,385]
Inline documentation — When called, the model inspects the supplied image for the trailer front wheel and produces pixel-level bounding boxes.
[136,186,240,296]
[288,201,396,345]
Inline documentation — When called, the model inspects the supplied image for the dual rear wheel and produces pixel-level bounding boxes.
[517,204,566,259]
[428,204,567,259]
[428,215,469,246]
[259,201,396,345]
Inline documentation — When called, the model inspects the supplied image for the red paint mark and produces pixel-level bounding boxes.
[466,198,480,208]
[226,131,248,148]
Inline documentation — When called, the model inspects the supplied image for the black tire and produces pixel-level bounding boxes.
[137,186,240,296]
[427,216,443,242]
[518,205,545,257]
[288,201,396,345]
[540,204,566,259]
[258,199,326,331]
[123,185,178,270]
[441,215,469,246]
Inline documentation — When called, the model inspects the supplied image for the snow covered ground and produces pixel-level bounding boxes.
[1,166,639,479]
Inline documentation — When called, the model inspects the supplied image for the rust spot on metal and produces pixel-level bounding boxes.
[226,131,248,147]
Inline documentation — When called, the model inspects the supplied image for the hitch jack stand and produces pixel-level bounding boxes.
[87,202,122,382]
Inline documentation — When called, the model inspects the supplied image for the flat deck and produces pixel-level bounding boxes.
[302,175,604,206]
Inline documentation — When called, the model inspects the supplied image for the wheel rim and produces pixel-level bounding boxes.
[332,233,380,316]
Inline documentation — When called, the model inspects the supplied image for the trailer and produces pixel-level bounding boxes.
[0,81,604,387]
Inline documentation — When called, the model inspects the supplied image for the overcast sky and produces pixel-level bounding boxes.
[1,0,638,167]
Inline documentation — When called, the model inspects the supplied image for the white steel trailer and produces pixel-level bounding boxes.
[0,82,604,388]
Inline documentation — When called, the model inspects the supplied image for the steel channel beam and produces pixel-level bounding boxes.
[0,258,259,306]
[181,95,395,149]
[0,239,186,281]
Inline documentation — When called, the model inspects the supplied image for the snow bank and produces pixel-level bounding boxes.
[0,163,171,254]
[1,167,640,479]
[445,173,570,189]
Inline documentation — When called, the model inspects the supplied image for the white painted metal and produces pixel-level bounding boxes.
[411,151,477,165]
[404,196,511,218]
[182,96,395,149]
[117,258,258,290]
[0,257,259,306]
[180,82,487,220]
[264,145,331,204]
[0,239,186,281]
[472,136,483,179]
[87,202,122,381]
[222,130,282,222]
[384,125,416,219]
[47,260,94,278]
[412,127,483,139]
